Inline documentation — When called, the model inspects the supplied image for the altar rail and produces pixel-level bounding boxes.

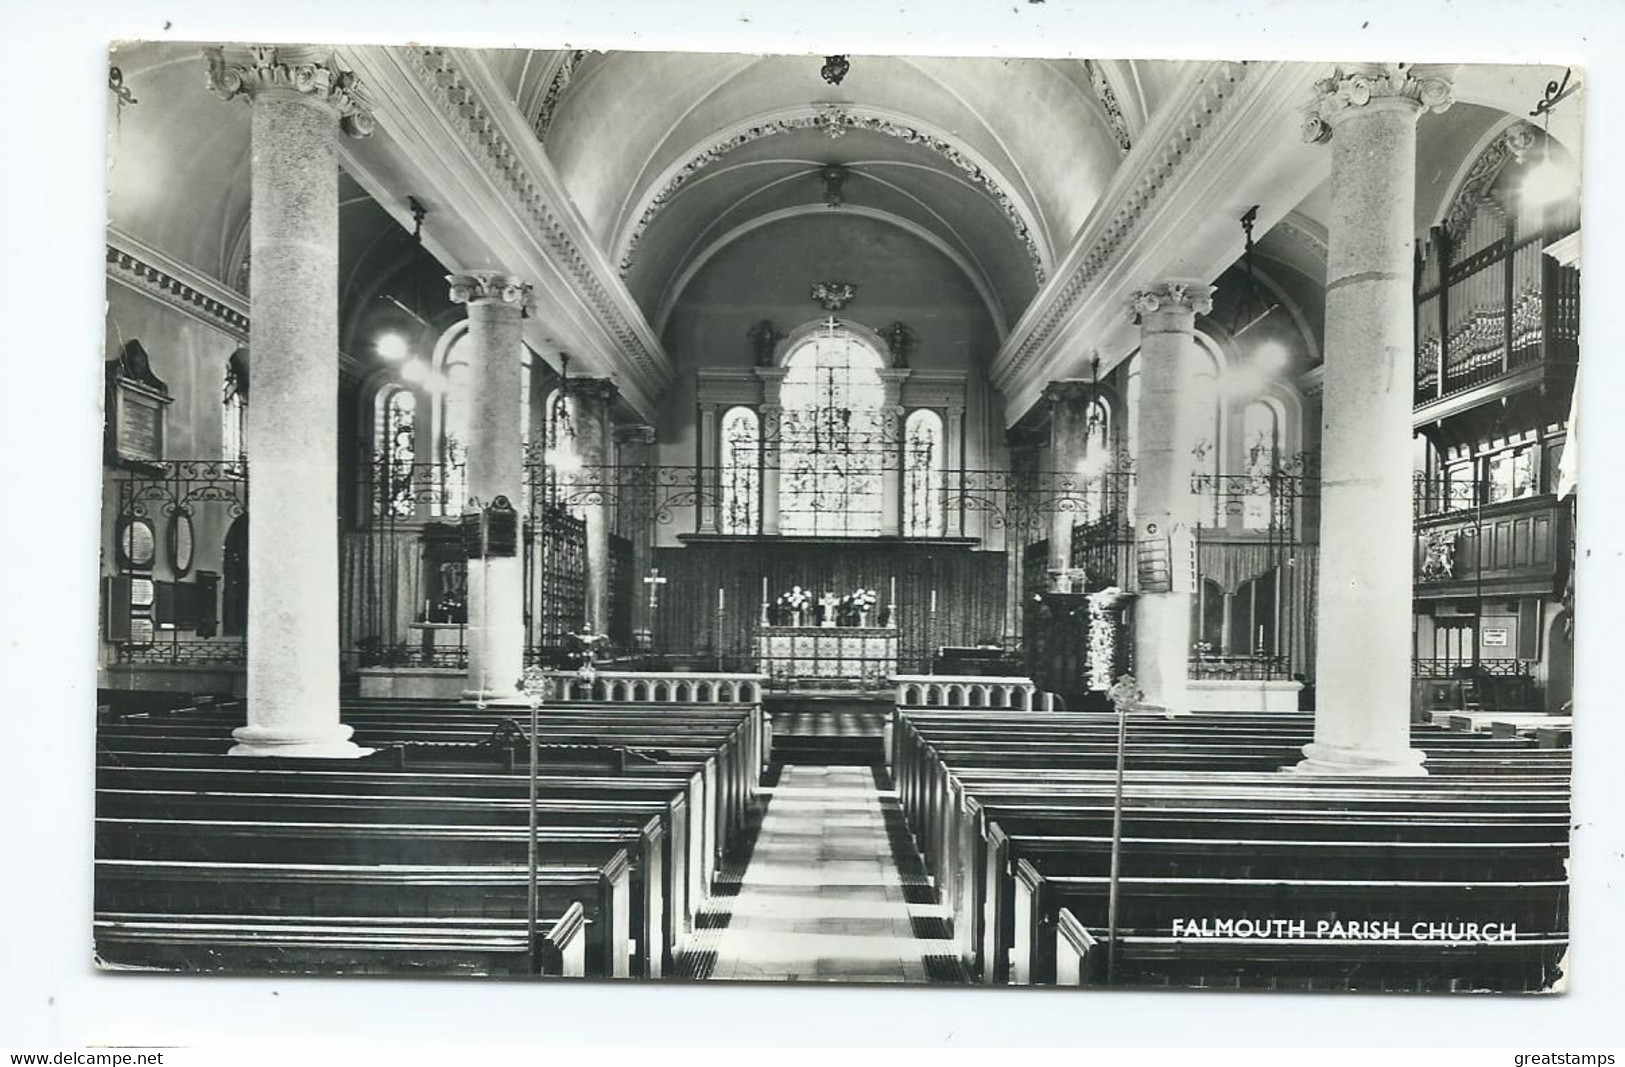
[546,670,766,706]
[892,675,1040,712]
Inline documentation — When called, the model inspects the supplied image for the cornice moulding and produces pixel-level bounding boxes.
[341,44,669,418]
[106,227,250,341]
[107,226,368,379]
[992,61,1329,422]
[991,60,1253,393]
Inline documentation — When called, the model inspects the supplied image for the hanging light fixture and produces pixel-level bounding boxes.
[1520,68,1578,209]
[544,352,580,475]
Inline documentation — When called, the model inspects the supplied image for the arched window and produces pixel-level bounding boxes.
[904,409,945,537]
[1190,343,1223,526]
[222,514,248,638]
[437,331,470,515]
[1241,399,1280,529]
[778,328,889,537]
[221,348,247,474]
[375,386,418,518]
[720,406,761,535]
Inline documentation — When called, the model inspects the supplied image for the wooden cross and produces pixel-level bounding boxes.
[643,568,669,612]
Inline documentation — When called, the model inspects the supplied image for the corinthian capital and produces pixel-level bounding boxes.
[205,45,375,138]
[1128,281,1215,321]
[1302,63,1454,144]
[447,272,533,313]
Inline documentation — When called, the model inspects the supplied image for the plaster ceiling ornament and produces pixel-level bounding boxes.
[820,55,851,86]
[447,272,534,314]
[1301,62,1454,144]
[1442,124,1534,244]
[813,103,849,139]
[810,281,859,311]
[1084,61,1132,155]
[532,50,588,144]
[615,107,1047,282]
[205,45,376,138]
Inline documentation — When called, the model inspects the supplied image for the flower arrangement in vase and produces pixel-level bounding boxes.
[776,586,811,626]
[841,587,880,627]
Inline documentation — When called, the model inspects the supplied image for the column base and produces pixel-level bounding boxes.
[461,686,526,706]
[229,723,373,759]
[1134,701,1191,719]
[1290,741,1428,777]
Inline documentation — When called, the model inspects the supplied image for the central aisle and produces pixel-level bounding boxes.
[697,764,961,983]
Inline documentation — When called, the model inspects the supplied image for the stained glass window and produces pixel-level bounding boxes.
[720,406,761,535]
[376,386,418,518]
[904,409,944,537]
[778,329,888,537]
[221,349,247,474]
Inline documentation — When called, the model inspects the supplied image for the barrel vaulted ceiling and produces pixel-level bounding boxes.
[106,44,1577,421]
[506,51,1178,336]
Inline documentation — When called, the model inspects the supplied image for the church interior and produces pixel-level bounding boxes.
[96,44,1581,991]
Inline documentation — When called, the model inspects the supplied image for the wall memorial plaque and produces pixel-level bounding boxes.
[169,509,195,577]
[117,518,157,570]
[105,340,173,469]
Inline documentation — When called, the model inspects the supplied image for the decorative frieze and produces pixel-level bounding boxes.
[1301,63,1453,145]
[206,45,375,138]
[447,271,533,311]
[617,106,1048,283]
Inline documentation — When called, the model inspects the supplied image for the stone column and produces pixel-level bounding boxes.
[208,46,372,757]
[449,272,532,703]
[879,369,911,537]
[946,403,966,537]
[1296,65,1452,775]
[1044,380,1096,585]
[616,423,658,648]
[574,379,619,635]
[755,368,787,536]
[1128,282,1215,717]
[696,402,719,534]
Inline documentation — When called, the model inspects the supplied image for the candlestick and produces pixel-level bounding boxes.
[930,589,938,614]
[719,587,726,612]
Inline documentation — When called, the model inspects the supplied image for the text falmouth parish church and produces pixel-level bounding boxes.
[98,45,1580,989]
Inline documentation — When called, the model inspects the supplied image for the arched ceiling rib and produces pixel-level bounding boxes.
[534,51,1137,330]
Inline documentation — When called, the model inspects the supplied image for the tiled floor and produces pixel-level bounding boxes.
[700,765,960,983]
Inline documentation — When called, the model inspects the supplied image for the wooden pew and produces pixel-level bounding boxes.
[889,706,1571,991]
[94,698,764,978]
[96,904,588,977]
[95,854,630,977]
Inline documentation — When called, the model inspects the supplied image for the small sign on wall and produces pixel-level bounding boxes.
[1481,627,1511,648]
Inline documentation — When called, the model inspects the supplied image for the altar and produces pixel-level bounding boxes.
[754,624,899,689]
